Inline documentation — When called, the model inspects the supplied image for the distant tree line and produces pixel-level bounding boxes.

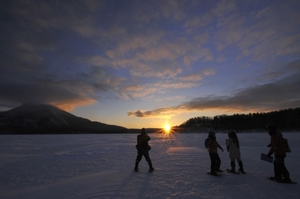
[178,107,300,132]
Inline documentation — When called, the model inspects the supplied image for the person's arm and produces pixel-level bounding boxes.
[217,141,224,152]
[267,135,277,157]
[270,135,279,153]
[226,139,231,151]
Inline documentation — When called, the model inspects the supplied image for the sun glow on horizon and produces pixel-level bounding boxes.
[158,122,176,139]
[163,123,171,134]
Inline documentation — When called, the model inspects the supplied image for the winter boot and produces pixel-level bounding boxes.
[282,173,291,183]
[149,167,154,172]
[134,160,139,172]
[148,160,154,172]
[282,166,291,182]
[238,161,246,174]
[210,171,219,176]
[229,161,236,172]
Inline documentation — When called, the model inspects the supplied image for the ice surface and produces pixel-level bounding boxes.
[0,132,299,199]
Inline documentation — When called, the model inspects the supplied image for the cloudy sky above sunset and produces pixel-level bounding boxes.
[1,0,300,128]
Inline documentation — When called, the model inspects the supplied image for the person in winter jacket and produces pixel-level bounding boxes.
[134,128,154,172]
[226,131,245,173]
[206,131,224,175]
[266,124,291,182]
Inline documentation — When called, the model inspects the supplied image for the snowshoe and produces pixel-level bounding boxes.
[268,177,297,184]
[148,168,154,173]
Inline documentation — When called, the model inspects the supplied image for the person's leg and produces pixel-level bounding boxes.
[209,153,216,174]
[135,150,143,171]
[277,155,290,182]
[237,158,244,173]
[230,158,235,172]
[215,153,221,171]
[144,151,154,171]
[210,153,222,173]
[273,156,282,181]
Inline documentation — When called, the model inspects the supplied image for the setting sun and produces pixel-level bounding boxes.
[163,124,171,133]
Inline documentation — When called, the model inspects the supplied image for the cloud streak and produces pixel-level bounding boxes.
[128,61,300,118]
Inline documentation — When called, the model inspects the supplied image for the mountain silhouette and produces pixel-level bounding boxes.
[0,103,127,134]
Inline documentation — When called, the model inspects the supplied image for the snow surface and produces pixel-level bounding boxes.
[0,132,299,199]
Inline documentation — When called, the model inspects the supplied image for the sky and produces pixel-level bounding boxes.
[1,0,300,128]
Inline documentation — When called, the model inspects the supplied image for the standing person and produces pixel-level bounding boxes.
[206,131,224,175]
[266,124,291,182]
[226,131,245,174]
[134,128,154,172]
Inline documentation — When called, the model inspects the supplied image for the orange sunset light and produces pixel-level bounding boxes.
[163,123,171,134]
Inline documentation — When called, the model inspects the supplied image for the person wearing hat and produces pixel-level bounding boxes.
[206,131,224,175]
[266,124,291,182]
[134,128,154,172]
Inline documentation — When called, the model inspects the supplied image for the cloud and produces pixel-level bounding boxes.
[0,1,131,110]
[179,68,215,82]
[128,61,300,118]
[235,3,300,61]
[0,78,94,110]
[105,33,165,60]
[103,33,214,82]
[128,107,178,119]
[157,0,189,21]
[119,67,215,99]
[180,1,299,64]
[0,51,123,110]
[184,13,213,30]
[121,80,199,100]
[52,98,96,112]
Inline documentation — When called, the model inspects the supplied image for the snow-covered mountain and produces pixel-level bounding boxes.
[0,103,127,134]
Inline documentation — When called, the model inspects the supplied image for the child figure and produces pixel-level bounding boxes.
[226,131,245,174]
[206,131,224,175]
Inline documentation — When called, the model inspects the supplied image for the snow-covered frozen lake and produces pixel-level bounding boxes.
[1,132,299,199]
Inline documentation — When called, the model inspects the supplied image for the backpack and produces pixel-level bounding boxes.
[284,138,291,153]
[205,138,209,148]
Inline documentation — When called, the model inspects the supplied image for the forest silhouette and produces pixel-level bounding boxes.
[179,107,300,132]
